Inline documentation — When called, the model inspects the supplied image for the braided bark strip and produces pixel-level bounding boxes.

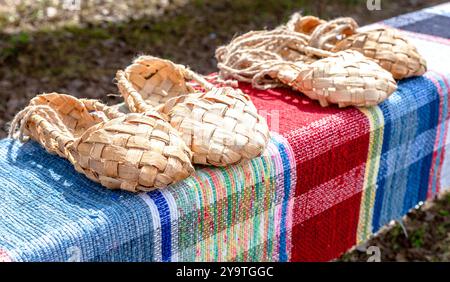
[215,29,329,89]
[117,56,271,166]
[9,93,194,192]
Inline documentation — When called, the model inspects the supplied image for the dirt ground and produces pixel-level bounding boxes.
[340,193,450,262]
[1,0,449,261]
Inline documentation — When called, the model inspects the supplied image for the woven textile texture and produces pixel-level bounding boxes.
[0,3,449,261]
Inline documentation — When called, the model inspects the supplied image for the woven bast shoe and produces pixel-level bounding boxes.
[157,87,270,166]
[272,50,398,107]
[118,55,215,111]
[331,28,427,79]
[284,13,426,80]
[9,93,194,192]
[118,55,196,109]
[116,58,271,166]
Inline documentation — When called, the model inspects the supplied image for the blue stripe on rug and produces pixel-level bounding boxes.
[272,137,291,262]
[404,78,439,211]
[148,190,172,262]
[372,76,440,232]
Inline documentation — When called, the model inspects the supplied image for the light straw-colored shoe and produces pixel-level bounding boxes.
[285,13,427,79]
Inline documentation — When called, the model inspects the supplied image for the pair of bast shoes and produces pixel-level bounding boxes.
[9,56,271,192]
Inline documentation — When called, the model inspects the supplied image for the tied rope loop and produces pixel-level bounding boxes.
[215,28,334,90]
[9,98,123,157]
[307,17,358,50]
[183,67,214,91]
[9,105,68,142]
[80,98,125,120]
[283,13,358,50]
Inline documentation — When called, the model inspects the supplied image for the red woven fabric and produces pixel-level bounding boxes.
[239,83,371,261]
[239,84,344,134]
[292,194,363,261]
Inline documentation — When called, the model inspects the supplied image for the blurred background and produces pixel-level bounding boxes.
[1,0,449,261]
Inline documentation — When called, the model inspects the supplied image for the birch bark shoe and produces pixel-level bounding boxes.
[331,28,427,79]
[285,13,427,79]
[119,55,196,109]
[156,87,270,166]
[273,50,398,107]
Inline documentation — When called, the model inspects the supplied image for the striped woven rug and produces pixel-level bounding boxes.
[0,3,449,262]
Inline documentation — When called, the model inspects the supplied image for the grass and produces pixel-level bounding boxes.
[411,227,426,248]
[341,192,450,261]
